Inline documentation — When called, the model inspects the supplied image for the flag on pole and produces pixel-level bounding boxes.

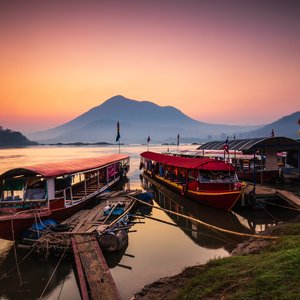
[116,121,120,142]
[147,136,150,143]
[271,128,274,137]
[224,136,229,154]
[177,134,180,146]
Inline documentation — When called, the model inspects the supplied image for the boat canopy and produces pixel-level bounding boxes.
[197,137,300,154]
[140,151,234,171]
[0,154,129,179]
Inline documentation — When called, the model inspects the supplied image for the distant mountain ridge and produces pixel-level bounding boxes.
[27,95,298,143]
[240,111,300,138]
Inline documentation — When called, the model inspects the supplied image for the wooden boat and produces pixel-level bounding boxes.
[0,154,130,240]
[140,151,241,211]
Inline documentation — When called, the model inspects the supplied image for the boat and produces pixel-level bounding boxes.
[0,154,130,240]
[140,151,242,211]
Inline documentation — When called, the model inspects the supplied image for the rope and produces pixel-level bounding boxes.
[258,199,300,211]
[131,197,278,240]
[256,201,283,222]
[10,214,23,286]
[0,246,36,281]
[38,243,69,300]
[57,275,66,300]
[135,213,238,246]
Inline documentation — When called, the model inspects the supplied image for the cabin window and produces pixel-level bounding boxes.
[198,171,237,183]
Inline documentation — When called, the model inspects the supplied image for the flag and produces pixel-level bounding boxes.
[177,134,180,146]
[116,121,120,142]
[224,136,229,154]
[147,136,150,143]
[271,129,274,137]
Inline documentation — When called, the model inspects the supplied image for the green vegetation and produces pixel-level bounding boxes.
[177,223,300,300]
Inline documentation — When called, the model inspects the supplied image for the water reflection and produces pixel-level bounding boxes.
[0,243,80,300]
[141,176,250,252]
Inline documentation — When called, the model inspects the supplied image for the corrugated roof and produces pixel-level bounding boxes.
[0,154,129,178]
[140,151,235,171]
[197,137,300,153]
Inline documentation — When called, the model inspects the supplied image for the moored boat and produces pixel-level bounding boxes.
[0,154,130,240]
[140,151,242,211]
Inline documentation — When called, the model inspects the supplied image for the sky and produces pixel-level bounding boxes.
[0,0,299,132]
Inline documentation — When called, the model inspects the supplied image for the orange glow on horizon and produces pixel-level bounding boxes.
[0,1,299,132]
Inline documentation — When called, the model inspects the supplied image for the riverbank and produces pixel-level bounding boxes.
[134,218,300,300]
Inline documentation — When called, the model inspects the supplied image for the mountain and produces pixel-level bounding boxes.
[240,111,300,139]
[28,95,261,143]
[0,127,38,146]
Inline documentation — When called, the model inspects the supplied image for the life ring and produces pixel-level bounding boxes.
[181,184,188,196]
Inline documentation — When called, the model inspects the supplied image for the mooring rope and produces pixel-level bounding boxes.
[135,212,238,246]
[38,243,69,300]
[132,197,278,240]
[0,245,36,281]
[258,198,300,211]
[10,214,23,286]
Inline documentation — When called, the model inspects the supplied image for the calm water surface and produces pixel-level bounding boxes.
[0,145,297,299]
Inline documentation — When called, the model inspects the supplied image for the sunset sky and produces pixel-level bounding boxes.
[1,0,299,132]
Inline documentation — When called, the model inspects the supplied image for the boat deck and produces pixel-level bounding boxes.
[61,192,137,234]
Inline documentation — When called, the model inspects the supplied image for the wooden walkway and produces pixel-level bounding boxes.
[72,235,120,300]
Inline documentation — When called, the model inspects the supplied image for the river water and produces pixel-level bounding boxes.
[0,145,298,299]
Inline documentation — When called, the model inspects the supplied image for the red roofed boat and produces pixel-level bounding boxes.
[140,151,241,211]
[0,154,130,240]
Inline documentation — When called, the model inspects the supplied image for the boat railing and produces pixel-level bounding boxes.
[0,197,48,208]
[63,186,74,206]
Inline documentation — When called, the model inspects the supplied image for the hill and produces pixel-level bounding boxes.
[28,95,260,143]
[240,111,300,139]
[0,127,38,146]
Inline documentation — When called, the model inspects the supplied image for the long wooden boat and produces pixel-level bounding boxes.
[0,154,130,240]
[140,151,241,211]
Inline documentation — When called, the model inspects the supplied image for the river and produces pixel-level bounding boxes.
[0,144,297,299]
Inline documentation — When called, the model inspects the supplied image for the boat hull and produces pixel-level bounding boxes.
[0,177,125,240]
[144,172,241,211]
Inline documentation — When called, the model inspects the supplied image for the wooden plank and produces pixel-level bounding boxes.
[71,210,94,232]
[75,235,120,300]
[71,237,89,300]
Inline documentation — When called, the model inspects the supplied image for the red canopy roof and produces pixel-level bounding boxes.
[0,154,129,178]
[140,151,234,171]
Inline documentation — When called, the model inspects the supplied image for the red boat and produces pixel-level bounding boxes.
[140,151,241,211]
[0,154,130,240]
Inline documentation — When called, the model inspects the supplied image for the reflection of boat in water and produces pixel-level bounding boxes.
[140,151,242,211]
[0,154,130,240]
[233,205,300,233]
[140,175,251,252]
[0,243,76,299]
